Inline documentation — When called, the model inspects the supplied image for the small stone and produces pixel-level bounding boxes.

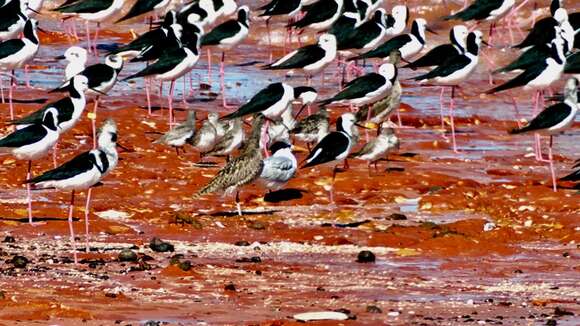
[149,237,174,253]
[387,311,400,317]
[2,236,15,243]
[387,213,407,220]
[178,261,192,271]
[356,250,375,263]
[143,321,161,326]
[554,307,573,317]
[249,221,266,230]
[0,291,6,300]
[366,305,382,313]
[118,249,138,262]
[169,254,184,265]
[524,220,533,227]
[545,320,557,326]
[562,252,569,258]
[224,283,236,292]
[11,255,28,268]
[483,222,496,232]
[234,241,250,246]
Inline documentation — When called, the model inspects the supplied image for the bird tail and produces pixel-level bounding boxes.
[559,169,580,182]
[508,124,532,135]
[193,179,222,199]
[485,79,518,95]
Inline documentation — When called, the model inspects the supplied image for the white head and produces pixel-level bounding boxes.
[554,8,568,24]
[391,5,409,33]
[221,0,238,17]
[337,112,357,136]
[105,54,123,69]
[318,34,337,51]
[294,86,318,105]
[42,107,59,131]
[97,118,118,151]
[71,75,89,92]
[207,112,219,124]
[374,8,387,27]
[26,0,44,16]
[451,25,469,50]
[413,18,428,37]
[564,78,578,103]
[64,46,88,64]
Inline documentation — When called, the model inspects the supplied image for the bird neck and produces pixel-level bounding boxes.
[411,22,425,44]
[243,118,265,153]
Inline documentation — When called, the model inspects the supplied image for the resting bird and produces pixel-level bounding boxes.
[154,110,196,155]
[259,141,298,192]
[350,123,399,174]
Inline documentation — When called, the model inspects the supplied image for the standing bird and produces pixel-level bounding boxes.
[337,9,388,57]
[265,33,338,85]
[413,31,485,153]
[559,160,580,182]
[116,0,171,23]
[26,119,120,263]
[403,25,470,70]
[189,112,218,161]
[288,0,344,32]
[508,78,578,192]
[513,7,572,51]
[204,118,244,161]
[0,18,41,119]
[291,108,330,149]
[350,123,399,174]
[54,0,125,55]
[301,113,361,202]
[259,141,299,192]
[177,0,238,29]
[56,46,88,81]
[350,18,434,62]
[154,110,196,155]
[0,108,60,226]
[194,115,266,216]
[201,6,251,108]
[0,0,28,41]
[384,5,409,36]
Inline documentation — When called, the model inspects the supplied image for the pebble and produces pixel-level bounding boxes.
[387,213,407,220]
[149,238,174,253]
[293,311,348,322]
[483,222,496,232]
[387,311,400,317]
[234,241,251,246]
[2,236,15,243]
[178,261,192,271]
[224,283,236,292]
[366,305,382,313]
[11,255,29,268]
[249,221,266,230]
[357,250,376,263]
[118,249,138,262]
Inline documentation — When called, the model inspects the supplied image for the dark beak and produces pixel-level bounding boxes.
[117,142,132,152]
[426,26,438,35]
[27,6,42,15]
[294,104,308,119]
[481,39,491,47]
[37,26,49,34]
[55,55,66,60]
[90,88,108,96]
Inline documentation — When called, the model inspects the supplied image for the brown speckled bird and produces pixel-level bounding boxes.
[194,114,266,215]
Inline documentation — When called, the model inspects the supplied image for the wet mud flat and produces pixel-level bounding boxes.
[0,0,579,325]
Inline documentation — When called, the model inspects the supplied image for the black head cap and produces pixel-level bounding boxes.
[269,141,292,154]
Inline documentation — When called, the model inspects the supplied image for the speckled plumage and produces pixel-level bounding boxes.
[204,118,244,157]
[154,110,196,148]
[291,108,329,144]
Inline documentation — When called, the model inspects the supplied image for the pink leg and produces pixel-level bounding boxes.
[72,19,78,40]
[85,21,92,55]
[168,80,175,128]
[1,77,4,104]
[511,96,522,128]
[92,97,99,149]
[547,136,557,192]
[24,65,31,88]
[145,78,152,116]
[159,81,163,113]
[93,23,100,56]
[207,48,212,84]
[52,142,58,168]
[84,188,92,252]
[182,75,187,107]
[267,19,273,63]
[68,190,78,264]
[220,52,234,109]
[439,87,446,130]
[450,87,459,153]
[8,76,14,120]
[26,161,34,226]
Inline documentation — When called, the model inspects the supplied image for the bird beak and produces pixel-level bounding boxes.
[27,6,42,15]
[37,26,49,34]
[291,145,309,153]
[355,122,374,130]
[90,88,108,96]
[481,39,491,47]
[426,26,438,35]
[364,122,379,130]
[55,55,66,60]
[117,142,132,152]
[294,104,308,118]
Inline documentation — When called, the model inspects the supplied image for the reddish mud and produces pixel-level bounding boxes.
[0,1,579,325]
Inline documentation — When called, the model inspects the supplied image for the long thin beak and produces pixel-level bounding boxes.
[55,55,66,60]
[294,104,308,119]
[426,26,438,35]
[37,27,49,34]
[90,88,107,96]
[481,40,491,47]
[117,142,132,152]
[27,6,42,15]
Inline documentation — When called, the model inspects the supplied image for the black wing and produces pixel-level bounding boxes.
[564,51,580,74]
[413,55,471,81]
[260,0,301,16]
[0,124,47,148]
[329,15,358,44]
[0,39,25,59]
[560,169,580,182]
[81,64,116,89]
[443,0,502,21]
[201,20,241,46]
[27,151,97,183]
[56,0,114,13]
[222,83,286,119]
[302,132,350,168]
[11,98,74,126]
[486,61,547,94]
[117,0,163,22]
[124,48,187,80]
[494,44,551,74]
[338,21,383,51]
[320,73,386,104]
[265,44,325,69]
[350,35,411,60]
[109,28,165,55]
[513,17,557,49]
[403,44,459,69]
[289,0,339,28]
[510,102,573,133]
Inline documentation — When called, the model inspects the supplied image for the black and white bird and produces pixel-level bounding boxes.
[0,0,28,41]
[350,123,399,174]
[26,118,120,263]
[268,106,297,144]
[291,108,330,148]
[358,0,385,22]
[265,33,338,84]
[301,113,362,202]
[337,9,388,56]
[54,0,126,54]
[154,110,196,155]
[329,0,364,45]
[384,5,409,36]
[201,6,250,108]
[564,50,580,75]
[259,141,298,192]
[414,31,484,153]
[288,0,344,32]
[117,0,171,23]
[0,107,60,226]
[508,78,578,192]
[56,46,88,81]
[350,18,433,61]
[177,0,238,28]
[123,29,201,128]
[560,159,580,182]
[318,63,397,109]
[404,25,469,70]
[0,18,41,119]
[513,7,572,51]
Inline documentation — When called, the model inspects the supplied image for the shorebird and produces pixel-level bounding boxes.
[291,108,330,149]
[384,5,409,36]
[337,9,388,57]
[358,0,385,22]
[288,0,344,32]
[350,18,434,62]
[0,107,60,226]
[268,106,297,143]
[560,160,580,182]
[26,118,120,263]
[301,112,362,202]
[194,114,266,215]
[177,0,238,29]
[0,0,28,41]
[204,118,244,161]
[403,25,470,70]
[329,0,364,46]
[56,46,88,81]
[117,0,171,23]
[413,30,484,153]
[350,123,399,174]
[513,8,573,51]
[565,51,580,74]
[0,18,41,119]
[258,0,302,59]
[259,141,299,192]
[201,6,250,108]
[189,112,218,160]
[54,0,126,55]
[154,110,196,155]
[508,78,578,192]
[265,33,338,85]
[123,30,201,128]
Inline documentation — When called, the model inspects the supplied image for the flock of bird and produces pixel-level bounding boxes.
[0,0,578,264]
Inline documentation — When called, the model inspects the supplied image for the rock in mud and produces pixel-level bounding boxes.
[357,250,376,263]
[2,236,15,243]
[178,260,192,271]
[235,241,251,246]
[249,221,266,230]
[224,283,236,292]
[149,238,174,253]
[387,213,407,220]
[118,249,138,262]
[11,255,29,268]
[366,305,382,313]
